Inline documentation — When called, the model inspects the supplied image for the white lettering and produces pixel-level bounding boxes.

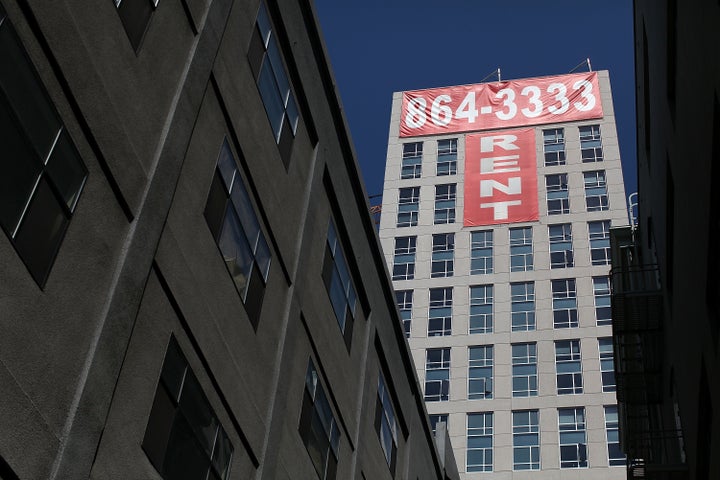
[480,155,520,174]
[480,135,519,153]
[480,200,522,220]
[480,178,521,197]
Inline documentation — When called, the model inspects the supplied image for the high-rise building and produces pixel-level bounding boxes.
[609,1,720,479]
[0,1,458,479]
[379,70,629,478]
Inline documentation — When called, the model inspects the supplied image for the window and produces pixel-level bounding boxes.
[205,140,271,326]
[469,285,493,334]
[558,407,587,468]
[579,125,603,162]
[143,337,233,480]
[428,287,452,336]
[510,227,533,272]
[431,233,454,277]
[546,174,569,215]
[248,3,299,166]
[604,406,626,466]
[593,277,612,326]
[555,340,583,395]
[513,410,540,470]
[401,142,423,179]
[468,346,493,399]
[437,139,457,175]
[584,171,609,212]
[397,187,420,227]
[115,0,158,51]
[429,414,449,435]
[434,184,456,224]
[322,221,357,347]
[0,15,88,287]
[512,343,537,397]
[549,223,574,268]
[552,279,578,328]
[589,220,611,265]
[392,236,416,280]
[470,230,493,275]
[299,360,340,480]
[395,290,412,338]
[376,372,398,472]
[511,282,535,331]
[543,128,566,166]
[599,338,616,392]
[425,348,450,401]
[466,413,493,472]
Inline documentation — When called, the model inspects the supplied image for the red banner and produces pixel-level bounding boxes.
[464,129,538,226]
[400,72,602,137]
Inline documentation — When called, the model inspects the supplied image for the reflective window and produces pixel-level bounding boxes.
[555,340,583,395]
[511,282,535,331]
[470,230,493,275]
[579,125,603,162]
[437,138,457,175]
[510,227,533,272]
[543,128,566,166]
[558,407,587,468]
[323,220,358,348]
[0,16,88,287]
[549,223,574,268]
[513,410,540,470]
[431,233,454,277]
[469,285,493,334]
[512,343,537,397]
[376,372,398,472]
[552,279,578,328]
[468,346,493,399]
[205,140,271,327]
[428,287,452,337]
[401,142,423,179]
[142,337,234,480]
[466,412,493,472]
[434,184,456,224]
[392,236,416,280]
[425,348,450,402]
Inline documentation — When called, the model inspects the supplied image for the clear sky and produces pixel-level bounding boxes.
[314,0,637,204]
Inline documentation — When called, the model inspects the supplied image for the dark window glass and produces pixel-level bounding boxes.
[323,220,358,349]
[116,0,155,52]
[204,139,271,327]
[143,337,234,480]
[0,17,87,287]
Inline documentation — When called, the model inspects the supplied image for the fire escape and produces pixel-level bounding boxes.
[610,227,687,479]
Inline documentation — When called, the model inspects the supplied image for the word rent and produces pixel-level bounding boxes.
[479,134,522,220]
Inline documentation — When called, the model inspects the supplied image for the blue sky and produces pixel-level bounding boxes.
[314,0,637,202]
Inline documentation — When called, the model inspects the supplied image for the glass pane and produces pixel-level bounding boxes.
[179,372,218,455]
[218,209,254,297]
[255,234,271,281]
[45,130,87,211]
[257,60,285,141]
[266,38,290,105]
[211,428,233,479]
[162,414,212,480]
[160,339,187,402]
[0,22,61,161]
[216,141,236,193]
[0,98,42,234]
[14,176,69,286]
[229,181,260,251]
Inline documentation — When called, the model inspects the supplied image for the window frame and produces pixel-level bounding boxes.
[588,220,611,265]
[511,282,535,332]
[375,372,398,473]
[469,285,493,334]
[395,290,412,338]
[401,142,423,179]
[558,407,588,468]
[593,276,612,326]
[431,232,454,278]
[437,138,458,176]
[604,405,626,466]
[323,219,358,349]
[598,338,616,392]
[424,348,450,402]
[579,124,603,163]
[466,412,493,472]
[434,183,456,224]
[391,236,416,281]
[546,173,569,215]
[552,278,578,328]
[512,343,538,397]
[509,227,533,272]
[542,128,566,166]
[470,230,493,275]
[468,345,493,400]
[583,170,609,212]
[428,287,452,337]
[555,340,583,395]
[396,186,420,227]
[512,410,540,470]
[549,223,574,269]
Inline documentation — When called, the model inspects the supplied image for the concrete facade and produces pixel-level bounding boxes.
[608,1,720,479]
[0,1,458,479]
[379,71,629,479]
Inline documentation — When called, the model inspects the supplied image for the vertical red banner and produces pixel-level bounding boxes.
[464,128,538,226]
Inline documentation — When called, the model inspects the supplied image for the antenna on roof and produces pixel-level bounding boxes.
[569,58,592,73]
[480,67,502,83]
